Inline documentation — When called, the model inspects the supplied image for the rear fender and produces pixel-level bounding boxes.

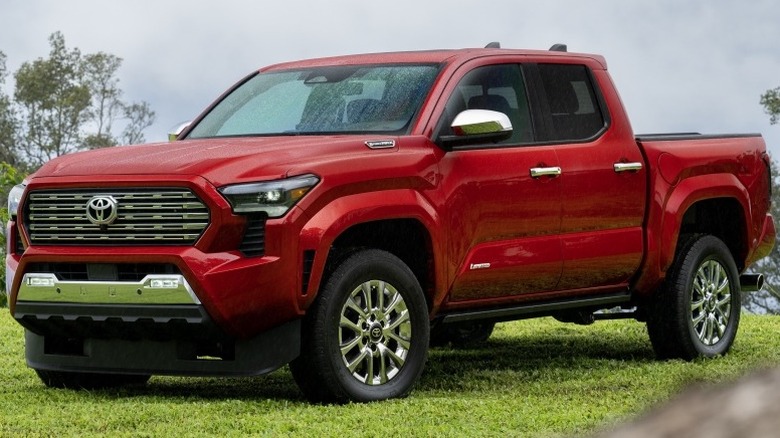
[660,174,749,268]
[637,173,750,294]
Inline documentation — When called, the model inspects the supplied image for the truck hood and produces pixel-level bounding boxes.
[32,136,387,187]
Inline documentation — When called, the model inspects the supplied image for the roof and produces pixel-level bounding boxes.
[260,47,608,71]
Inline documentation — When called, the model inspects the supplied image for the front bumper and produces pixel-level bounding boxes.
[6,175,310,376]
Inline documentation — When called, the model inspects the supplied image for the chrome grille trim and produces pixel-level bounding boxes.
[25,188,209,245]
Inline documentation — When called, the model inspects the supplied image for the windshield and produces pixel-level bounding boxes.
[187,64,439,138]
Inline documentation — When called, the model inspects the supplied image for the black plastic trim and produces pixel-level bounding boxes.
[635,133,762,142]
[441,292,632,324]
[301,250,315,295]
[24,319,300,377]
[14,302,216,341]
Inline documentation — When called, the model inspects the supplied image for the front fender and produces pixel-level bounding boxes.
[297,189,442,309]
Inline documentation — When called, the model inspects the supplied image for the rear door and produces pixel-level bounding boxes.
[531,63,646,291]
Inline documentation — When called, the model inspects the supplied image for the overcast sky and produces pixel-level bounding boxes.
[2,0,779,156]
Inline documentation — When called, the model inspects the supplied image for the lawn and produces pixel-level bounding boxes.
[1,311,779,437]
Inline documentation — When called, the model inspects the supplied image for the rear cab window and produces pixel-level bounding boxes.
[536,63,606,142]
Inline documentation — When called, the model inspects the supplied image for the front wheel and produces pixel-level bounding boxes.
[646,235,741,360]
[290,249,429,403]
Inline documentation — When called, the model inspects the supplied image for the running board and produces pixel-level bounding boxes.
[441,292,633,324]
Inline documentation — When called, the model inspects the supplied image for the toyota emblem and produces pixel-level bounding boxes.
[86,196,118,225]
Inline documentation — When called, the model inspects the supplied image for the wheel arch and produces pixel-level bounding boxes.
[636,174,751,295]
[659,174,751,274]
[298,190,443,314]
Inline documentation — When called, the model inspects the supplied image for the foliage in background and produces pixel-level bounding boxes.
[0,52,17,166]
[10,32,155,167]
[762,87,780,125]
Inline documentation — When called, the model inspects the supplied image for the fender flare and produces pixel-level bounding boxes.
[654,173,750,278]
[297,189,442,309]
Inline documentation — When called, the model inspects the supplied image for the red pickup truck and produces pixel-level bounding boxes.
[5,44,775,403]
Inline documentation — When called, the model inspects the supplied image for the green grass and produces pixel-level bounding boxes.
[2,312,780,437]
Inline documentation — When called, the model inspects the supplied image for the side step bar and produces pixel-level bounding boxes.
[441,292,632,324]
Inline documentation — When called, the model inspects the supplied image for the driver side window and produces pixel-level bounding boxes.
[439,64,533,145]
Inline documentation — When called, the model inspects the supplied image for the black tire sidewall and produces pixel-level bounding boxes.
[674,236,741,358]
[314,249,429,402]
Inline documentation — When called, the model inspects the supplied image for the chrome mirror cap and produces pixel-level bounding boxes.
[451,109,512,136]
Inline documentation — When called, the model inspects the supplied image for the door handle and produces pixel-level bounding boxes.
[530,166,562,178]
[613,162,643,173]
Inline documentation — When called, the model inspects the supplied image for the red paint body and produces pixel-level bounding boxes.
[6,48,775,340]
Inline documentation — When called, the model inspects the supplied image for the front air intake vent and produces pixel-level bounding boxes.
[239,214,267,257]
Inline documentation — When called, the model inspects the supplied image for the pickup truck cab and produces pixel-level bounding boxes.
[6,44,775,402]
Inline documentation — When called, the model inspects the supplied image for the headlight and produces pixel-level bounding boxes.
[7,183,26,219]
[219,174,319,217]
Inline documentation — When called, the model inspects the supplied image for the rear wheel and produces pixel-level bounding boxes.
[290,249,429,403]
[35,369,151,390]
[646,235,741,360]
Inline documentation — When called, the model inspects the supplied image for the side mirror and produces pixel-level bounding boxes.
[168,121,192,142]
[438,109,513,148]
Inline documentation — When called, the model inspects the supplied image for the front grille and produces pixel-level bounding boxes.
[25,188,209,245]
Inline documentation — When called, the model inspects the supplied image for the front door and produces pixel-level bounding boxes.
[436,63,564,302]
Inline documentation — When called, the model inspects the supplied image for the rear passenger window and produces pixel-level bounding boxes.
[538,64,605,141]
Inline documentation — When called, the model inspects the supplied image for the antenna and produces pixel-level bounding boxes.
[484,42,501,49]
[549,43,567,52]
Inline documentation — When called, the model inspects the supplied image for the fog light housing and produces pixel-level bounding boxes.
[148,277,181,289]
[25,274,56,288]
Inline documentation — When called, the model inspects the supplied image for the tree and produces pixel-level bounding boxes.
[14,32,91,165]
[761,87,780,125]
[0,51,19,166]
[121,101,155,145]
[82,52,123,148]
[12,32,155,166]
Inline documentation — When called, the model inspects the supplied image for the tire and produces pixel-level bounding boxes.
[35,369,151,390]
[430,321,495,347]
[290,249,429,403]
[646,235,741,360]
